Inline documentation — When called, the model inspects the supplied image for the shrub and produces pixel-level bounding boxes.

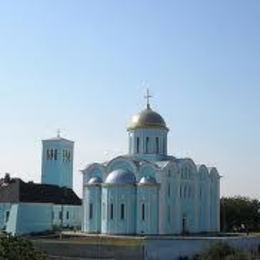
[0,234,46,260]
[194,242,259,260]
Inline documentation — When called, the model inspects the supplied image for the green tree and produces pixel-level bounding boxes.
[0,234,46,260]
[220,196,260,232]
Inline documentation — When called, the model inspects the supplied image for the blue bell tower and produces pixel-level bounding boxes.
[41,131,74,189]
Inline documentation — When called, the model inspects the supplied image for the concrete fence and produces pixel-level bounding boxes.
[31,234,260,260]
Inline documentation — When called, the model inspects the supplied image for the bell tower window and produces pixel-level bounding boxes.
[63,150,71,162]
[47,149,57,160]
[54,149,58,160]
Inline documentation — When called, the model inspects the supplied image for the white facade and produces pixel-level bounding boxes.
[82,102,221,235]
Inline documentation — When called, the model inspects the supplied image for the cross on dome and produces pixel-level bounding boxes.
[57,129,61,138]
[144,88,152,109]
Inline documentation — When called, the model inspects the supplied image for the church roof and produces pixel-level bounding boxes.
[42,136,74,143]
[0,177,81,205]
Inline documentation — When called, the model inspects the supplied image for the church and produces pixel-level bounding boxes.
[82,92,220,235]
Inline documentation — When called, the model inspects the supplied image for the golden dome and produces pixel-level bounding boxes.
[127,105,168,131]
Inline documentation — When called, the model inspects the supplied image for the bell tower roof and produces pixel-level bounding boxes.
[42,130,74,143]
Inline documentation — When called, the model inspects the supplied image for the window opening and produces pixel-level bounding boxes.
[120,204,125,220]
[156,137,159,153]
[145,137,149,153]
[110,203,113,220]
[89,203,93,219]
[142,203,145,221]
[136,138,140,153]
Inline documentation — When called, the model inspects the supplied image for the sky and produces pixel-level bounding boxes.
[0,0,259,198]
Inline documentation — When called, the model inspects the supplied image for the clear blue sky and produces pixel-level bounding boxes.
[0,0,259,198]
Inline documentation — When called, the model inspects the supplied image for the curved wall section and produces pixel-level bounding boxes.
[83,185,101,233]
[136,184,158,235]
[101,186,136,235]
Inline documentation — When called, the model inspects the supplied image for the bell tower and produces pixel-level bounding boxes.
[41,131,74,189]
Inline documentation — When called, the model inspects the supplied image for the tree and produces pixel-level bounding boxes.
[220,196,260,232]
[0,234,46,260]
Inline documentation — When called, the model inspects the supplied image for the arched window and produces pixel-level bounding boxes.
[141,203,145,221]
[168,183,171,197]
[145,137,149,153]
[54,149,58,160]
[89,203,93,219]
[136,137,140,153]
[156,137,159,153]
[47,149,50,160]
[110,203,114,220]
[120,204,125,220]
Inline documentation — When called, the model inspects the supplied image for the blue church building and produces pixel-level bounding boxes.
[82,94,220,235]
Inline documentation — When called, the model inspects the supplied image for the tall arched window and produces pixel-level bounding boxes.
[47,149,51,160]
[145,137,149,153]
[136,137,140,153]
[120,204,125,220]
[156,137,159,153]
[110,203,114,220]
[54,149,58,160]
[141,203,145,221]
[89,203,93,219]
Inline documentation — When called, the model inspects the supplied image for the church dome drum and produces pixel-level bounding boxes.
[105,169,136,185]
